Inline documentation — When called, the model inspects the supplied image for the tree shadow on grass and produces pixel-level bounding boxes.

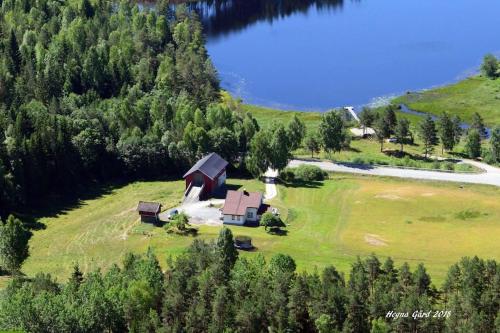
[280,179,323,189]
[266,228,288,236]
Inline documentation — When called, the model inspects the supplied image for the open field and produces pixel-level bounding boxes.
[394,76,500,126]
[19,175,500,286]
[20,179,265,281]
[243,104,322,132]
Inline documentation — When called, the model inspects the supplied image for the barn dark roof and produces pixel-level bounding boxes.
[183,153,228,180]
[137,201,162,214]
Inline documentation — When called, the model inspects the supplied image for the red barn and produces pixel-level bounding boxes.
[183,153,228,200]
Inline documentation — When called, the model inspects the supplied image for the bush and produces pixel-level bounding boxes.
[260,212,286,232]
[442,162,454,171]
[279,168,295,182]
[293,165,326,181]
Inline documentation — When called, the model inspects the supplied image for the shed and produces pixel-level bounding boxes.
[183,152,228,200]
[137,201,162,223]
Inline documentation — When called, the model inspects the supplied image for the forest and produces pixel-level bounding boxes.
[0,0,265,214]
[0,228,498,333]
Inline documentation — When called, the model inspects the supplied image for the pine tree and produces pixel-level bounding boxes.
[418,115,439,158]
[395,118,410,152]
[287,114,306,151]
[0,215,30,274]
[490,127,500,163]
[465,129,482,159]
[438,112,457,153]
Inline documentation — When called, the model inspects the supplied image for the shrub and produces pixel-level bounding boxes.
[442,162,454,171]
[293,165,326,181]
[260,212,286,232]
[279,168,295,182]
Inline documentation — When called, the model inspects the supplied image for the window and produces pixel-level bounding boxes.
[232,215,235,220]
[237,216,240,221]
[247,211,254,218]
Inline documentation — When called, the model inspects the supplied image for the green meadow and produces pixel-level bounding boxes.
[394,76,500,126]
[20,176,500,286]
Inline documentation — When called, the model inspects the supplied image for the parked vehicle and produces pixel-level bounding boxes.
[167,209,179,220]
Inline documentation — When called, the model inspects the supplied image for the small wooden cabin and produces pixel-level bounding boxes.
[137,201,162,223]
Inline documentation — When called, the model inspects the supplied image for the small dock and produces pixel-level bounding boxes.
[344,106,360,122]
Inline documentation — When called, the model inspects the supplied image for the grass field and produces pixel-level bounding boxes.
[394,76,500,126]
[19,175,500,286]
[242,104,322,132]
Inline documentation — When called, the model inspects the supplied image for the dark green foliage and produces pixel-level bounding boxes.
[304,132,321,158]
[259,212,286,232]
[464,129,482,159]
[418,115,439,158]
[293,164,326,181]
[319,110,348,155]
[395,118,411,152]
[471,112,488,139]
[438,112,460,153]
[246,122,294,175]
[0,215,30,274]
[489,127,500,163]
[359,107,376,133]
[0,2,265,213]
[373,111,393,152]
[164,213,196,235]
[0,237,498,333]
[287,115,306,151]
[481,54,498,79]
[279,168,296,182]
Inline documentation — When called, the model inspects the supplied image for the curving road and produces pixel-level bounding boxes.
[288,159,500,187]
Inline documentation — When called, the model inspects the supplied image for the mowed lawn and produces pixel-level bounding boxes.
[21,176,500,286]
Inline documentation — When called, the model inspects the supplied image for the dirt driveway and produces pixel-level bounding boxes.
[160,199,224,226]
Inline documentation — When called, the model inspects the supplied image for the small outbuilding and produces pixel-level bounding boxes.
[222,190,268,226]
[183,152,228,200]
[137,201,162,223]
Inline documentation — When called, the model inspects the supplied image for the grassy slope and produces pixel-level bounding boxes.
[394,76,500,127]
[21,176,500,285]
[242,104,322,132]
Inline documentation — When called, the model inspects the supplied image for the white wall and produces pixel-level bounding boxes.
[245,208,258,222]
[223,214,245,225]
[217,171,226,187]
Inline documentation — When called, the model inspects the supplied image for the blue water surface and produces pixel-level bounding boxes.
[200,0,500,110]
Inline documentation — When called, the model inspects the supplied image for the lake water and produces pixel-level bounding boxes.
[190,0,500,111]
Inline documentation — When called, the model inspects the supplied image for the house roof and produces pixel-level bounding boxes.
[183,152,228,180]
[223,190,263,216]
[137,201,162,214]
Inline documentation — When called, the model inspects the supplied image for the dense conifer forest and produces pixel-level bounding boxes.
[0,0,263,213]
[0,228,498,333]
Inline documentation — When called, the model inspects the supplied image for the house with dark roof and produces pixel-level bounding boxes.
[222,190,268,225]
[183,153,228,200]
[137,201,162,223]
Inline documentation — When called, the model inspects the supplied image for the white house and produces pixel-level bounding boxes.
[222,190,266,225]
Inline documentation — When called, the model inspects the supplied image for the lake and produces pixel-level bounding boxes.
[187,0,500,111]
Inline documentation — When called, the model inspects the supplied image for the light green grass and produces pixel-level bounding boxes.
[19,176,500,286]
[243,104,322,132]
[394,76,500,127]
[20,179,263,282]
